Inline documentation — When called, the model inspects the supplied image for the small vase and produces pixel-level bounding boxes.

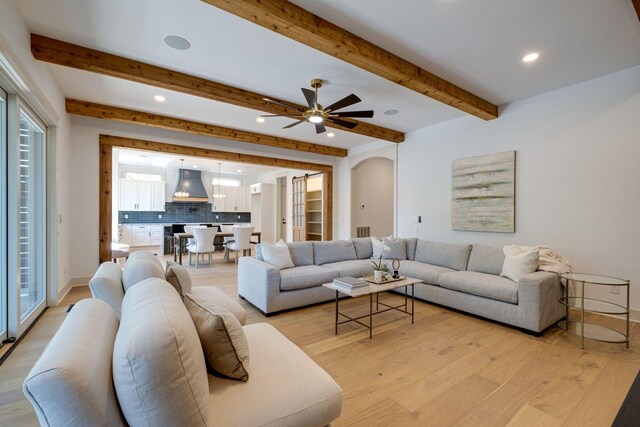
[373,270,384,282]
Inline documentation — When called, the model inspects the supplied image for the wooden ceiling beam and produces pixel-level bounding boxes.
[99,134,334,173]
[66,99,348,157]
[201,0,499,121]
[633,0,640,21]
[32,34,404,143]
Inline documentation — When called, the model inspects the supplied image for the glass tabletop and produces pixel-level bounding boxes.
[561,273,629,286]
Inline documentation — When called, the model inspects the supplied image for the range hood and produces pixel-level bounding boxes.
[172,169,209,202]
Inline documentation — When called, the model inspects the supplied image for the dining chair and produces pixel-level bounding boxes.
[226,226,254,264]
[188,227,217,268]
[221,224,236,261]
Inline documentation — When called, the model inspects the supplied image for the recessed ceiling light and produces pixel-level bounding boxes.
[256,117,265,123]
[164,35,191,51]
[236,169,242,173]
[192,165,198,168]
[327,132,335,138]
[384,109,399,116]
[154,95,166,102]
[522,52,540,63]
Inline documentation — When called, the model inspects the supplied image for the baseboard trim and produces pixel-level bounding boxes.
[57,276,92,304]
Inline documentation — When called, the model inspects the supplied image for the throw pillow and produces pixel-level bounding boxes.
[165,261,192,297]
[500,245,539,282]
[381,237,407,260]
[261,240,294,269]
[371,235,393,259]
[184,294,250,382]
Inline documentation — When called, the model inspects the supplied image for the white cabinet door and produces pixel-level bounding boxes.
[225,187,238,211]
[131,225,151,246]
[240,187,251,212]
[120,180,138,210]
[136,182,152,211]
[151,182,166,211]
[211,185,225,212]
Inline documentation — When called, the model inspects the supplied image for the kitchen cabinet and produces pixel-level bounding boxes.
[119,180,166,212]
[119,224,164,248]
[211,186,251,212]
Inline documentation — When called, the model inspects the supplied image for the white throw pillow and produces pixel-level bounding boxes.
[261,240,294,269]
[371,235,393,259]
[500,245,539,282]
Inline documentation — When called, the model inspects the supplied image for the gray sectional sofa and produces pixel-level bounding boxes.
[238,238,564,333]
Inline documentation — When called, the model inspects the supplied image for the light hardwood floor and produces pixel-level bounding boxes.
[1,252,638,426]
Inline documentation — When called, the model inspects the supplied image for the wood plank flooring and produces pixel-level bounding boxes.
[1,252,638,426]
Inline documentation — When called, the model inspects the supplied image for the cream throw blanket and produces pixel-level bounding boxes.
[507,245,574,274]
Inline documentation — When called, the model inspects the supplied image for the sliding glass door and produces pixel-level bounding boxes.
[0,88,6,341]
[7,98,47,337]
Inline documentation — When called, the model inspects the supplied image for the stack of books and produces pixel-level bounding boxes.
[332,276,369,292]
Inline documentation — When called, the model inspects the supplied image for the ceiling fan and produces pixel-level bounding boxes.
[261,79,374,134]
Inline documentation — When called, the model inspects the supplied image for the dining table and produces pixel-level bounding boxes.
[173,231,261,265]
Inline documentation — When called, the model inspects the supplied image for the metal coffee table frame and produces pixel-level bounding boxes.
[331,283,415,339]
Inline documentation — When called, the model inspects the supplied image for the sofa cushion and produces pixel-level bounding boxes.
[382,237,407,260]
[399,260,455,285]
[414,240,472,271]
[122,258,165,292]
[23,299,126,427]
[88,261,124,317]
[185,294,250,382]
[322,260,373,278]
[127,250,162,269]
[467,245,505,276]
[438,271,518,304]
[165,260,192,296]
[208,323,343,427]
[113,278,209,426]
[351,237,373,260]
[280,265,339,291]
[286,241,314,266]
[313,240,357,265]
[405,238,418,261]
[261,240,295,269]
[255,243,264,261]
[189,286,247,326]
[501,245,540,282]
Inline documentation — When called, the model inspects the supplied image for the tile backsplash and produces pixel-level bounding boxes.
[119,202,251,224]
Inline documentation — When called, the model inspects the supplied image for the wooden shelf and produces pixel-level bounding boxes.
[307,209,322,213]
[307,221,322,224]
[307,232,322,236]
[307,198,322,202]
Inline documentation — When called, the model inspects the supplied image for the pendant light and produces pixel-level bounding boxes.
[212,162,226,199]
[174,159,189,198]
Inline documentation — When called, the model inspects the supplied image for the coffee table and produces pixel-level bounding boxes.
[323,277,422,339]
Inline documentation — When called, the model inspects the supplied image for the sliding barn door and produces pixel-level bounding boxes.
[291,176,306,242]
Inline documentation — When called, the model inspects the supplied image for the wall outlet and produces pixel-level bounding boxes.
[237,215,241,219]
[124,214,129,219]
[610,286,620,294]
[158,214,162,219]
[216,215,219,220]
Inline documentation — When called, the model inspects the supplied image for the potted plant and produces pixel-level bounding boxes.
[371,244,390,282]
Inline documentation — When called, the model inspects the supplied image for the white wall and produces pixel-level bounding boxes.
[351,157,394,237]
[68,116,337,278]
[396,65,640,312]
[0,0,72,302]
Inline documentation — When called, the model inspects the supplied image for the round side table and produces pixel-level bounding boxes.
[558,273,630,349]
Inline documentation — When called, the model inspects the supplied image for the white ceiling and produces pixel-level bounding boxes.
[15,0,640,151]
[117,148,286,176]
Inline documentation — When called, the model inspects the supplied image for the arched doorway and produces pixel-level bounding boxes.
[351,157,394,238]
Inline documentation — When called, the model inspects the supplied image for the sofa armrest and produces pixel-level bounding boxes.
[88,262,125,318]
[238,257,281,314]
[517,271,564,332]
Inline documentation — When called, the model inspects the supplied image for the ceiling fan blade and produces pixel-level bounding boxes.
[263,97,305,112]
[260,114,304,118]
[315,123,327,134]
[325,94,361,113]
[327,117,358,129]
[330,110,374,118]
[283,119,306,129]
[301,88,317,109]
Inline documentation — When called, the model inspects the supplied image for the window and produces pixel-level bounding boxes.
[125,172,162,181]
[212,178,240,187]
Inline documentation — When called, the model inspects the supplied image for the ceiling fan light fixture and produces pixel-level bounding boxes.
[309,114,324,123]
